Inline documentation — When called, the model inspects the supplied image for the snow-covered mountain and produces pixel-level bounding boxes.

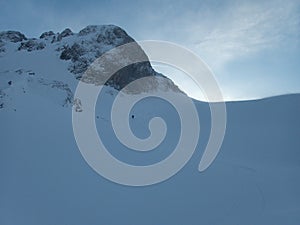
[0,25,300,225]
[0,25,180,111]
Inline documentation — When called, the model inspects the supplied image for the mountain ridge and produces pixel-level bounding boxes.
[0,25,181,89]
[0,25,182,110]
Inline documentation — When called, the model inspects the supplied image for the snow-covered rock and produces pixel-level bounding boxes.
[0,30,27,43]
[18,39,46,52]
[56,28,73,41]
[39,31,55,40]
[0,25,181,110]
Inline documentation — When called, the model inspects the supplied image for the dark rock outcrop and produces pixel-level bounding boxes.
[18,39,46,52]
[59,25,181,92]
[0,31,27,43]
[60,43,85,61]
[57,28,73,41]
[40,31,55,39]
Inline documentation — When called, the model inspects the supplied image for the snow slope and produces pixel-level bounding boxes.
[0,26,300,225]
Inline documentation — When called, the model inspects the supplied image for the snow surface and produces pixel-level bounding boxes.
[0,26,300,225]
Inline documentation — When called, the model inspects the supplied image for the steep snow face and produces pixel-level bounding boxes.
[0,25,300,225]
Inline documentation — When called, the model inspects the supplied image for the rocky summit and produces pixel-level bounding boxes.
[0,25,181,93]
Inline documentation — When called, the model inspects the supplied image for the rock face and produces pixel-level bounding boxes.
[58,25,139,78]
[18,39,46,51]
[39,31,55,39]
[57,28,73,41]
[0,31,27,52]
[0,31,27,43]
[0,25,182,93]
[60,43,85,61]
[56,25,181,92]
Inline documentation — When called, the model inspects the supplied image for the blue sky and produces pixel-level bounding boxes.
[1,0,299,100]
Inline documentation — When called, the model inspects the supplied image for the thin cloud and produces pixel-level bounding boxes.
[191,1,300,67]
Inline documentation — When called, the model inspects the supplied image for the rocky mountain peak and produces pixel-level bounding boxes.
[78,25,134,45]
[0,31,27,43]
[0,25,182,95]
[39,31,55,39]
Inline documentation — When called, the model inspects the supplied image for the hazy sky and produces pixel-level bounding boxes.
[1,0,299,100]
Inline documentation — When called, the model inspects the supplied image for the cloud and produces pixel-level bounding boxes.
[113,0,299,70]
[128,0,300,100]
[187,0,300,68]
